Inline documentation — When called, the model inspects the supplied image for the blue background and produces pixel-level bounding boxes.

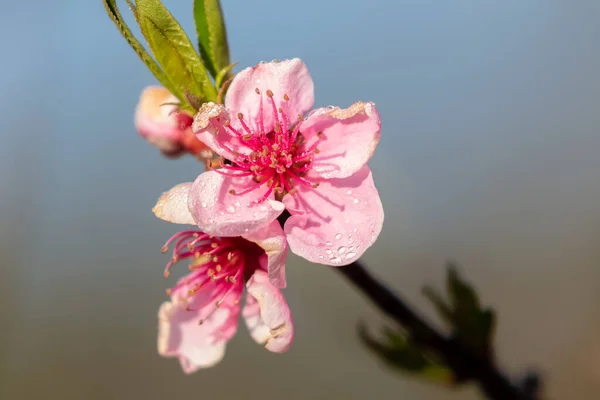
[2,1,600,398]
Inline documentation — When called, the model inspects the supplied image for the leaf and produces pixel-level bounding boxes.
[194,0,231,78]
[215,62,236,91]
[103,0,178,96]
[137,0,217,105]
[422,285,453,328]
[423,264,497,356]
[358,323,454,385]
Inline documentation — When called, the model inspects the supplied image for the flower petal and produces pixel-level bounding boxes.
[302,102,381,179]
[188,170,284,236]
[225,59,314,133]
[153,182,196,225]
[282,166,384,265]
[243,270,294,353]
[243,220,288,288]
[135,86,184,154]
[157,273,241,373]
[192,102,253,161]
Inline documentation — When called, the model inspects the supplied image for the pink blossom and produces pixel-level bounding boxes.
[154,186,292,372]
[134,86,212,158]
[189,59,384,265]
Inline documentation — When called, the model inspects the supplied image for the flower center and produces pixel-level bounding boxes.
[161,231,259,324]
[213,89,321,202]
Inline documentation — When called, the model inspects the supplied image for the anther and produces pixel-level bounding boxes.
[216,264,222,272]
[317,131,323,138]
[266,90,274,98]
[283,94,289,101]
[211,243,219,248]
[243,134,252,140]
[312,183,320,188]
[163,271,170,278]
[237,112,244,119]
[289,188,299,195]
[278,107,283,113]
[255,88,261,94]
[192,233,199,238]
[229,189,237,195]
[314,148,320,154]
[216,301,222,308]
[161,246,168,253]
[188,289,195,296]
[198,319,204,325]
[227,252,233,261]
[166,288,172,296]
[229,276,237,283]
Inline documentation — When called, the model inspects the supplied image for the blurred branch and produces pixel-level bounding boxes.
[335,261,541,400]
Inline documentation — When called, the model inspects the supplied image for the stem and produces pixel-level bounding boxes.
[335,261,539,400]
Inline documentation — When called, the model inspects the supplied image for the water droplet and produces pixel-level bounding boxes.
[345,252,357,259]
[234,201,241,207]
[348,247,355,253]
[226,206,235,214]
[337,246,347,255]
[346,189,353,195]
[201,202,207,208]
[208,218,214,224]
[353,228,358,232]
[348,233,352,238]
[353,198,360,204]
[219,211,225,216]
[329,255,342,263]
[325,249,332,255]
[253,212,258,218]
[318,255,324,259]
[260,206,268,212]
[335,233,343,240]
[348,238,354,244]
[326,241,332,246]
[244,228,249,233]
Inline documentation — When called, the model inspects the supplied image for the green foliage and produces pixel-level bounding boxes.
[358,323,454,384]
[103,0,231,110]
[194,0,231,80]
[137,0,217,104]
[423,263,496,356]
[102,0,179,98]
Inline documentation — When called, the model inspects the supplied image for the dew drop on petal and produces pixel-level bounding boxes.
[325,249,332,255]
[346,190,353,195]
[353,198,360,204]
[326,241,332,246]
[335,233,343,240]
[201,202,207,208]
[345,252,357,259]
[226,205,235,214]
[337,246,347,255]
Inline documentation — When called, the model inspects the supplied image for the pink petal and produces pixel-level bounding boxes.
[302,102,381,179]
[152,182,196,225]
[243,270,294,353]
[192,102,253,161]
[188,170,285,236]
[243,220,289,289]
[157,276,241,372]
[282,166,384,265]
[135,86,184,153]
[225,59,314,133]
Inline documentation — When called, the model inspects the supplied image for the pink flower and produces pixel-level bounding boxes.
[154,186,292,372]
[189,59,384,265]
[134,86,213,159]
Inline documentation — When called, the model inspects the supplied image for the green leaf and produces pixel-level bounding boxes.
[103,0,178,96]
[194,0,231,79]
[422,285,453,328]
[447,263,481,316]
[215,62,236,91]
[137,0,217,105]
[358,323,454,385]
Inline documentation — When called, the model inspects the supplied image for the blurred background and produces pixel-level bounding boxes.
[2,0,600,399]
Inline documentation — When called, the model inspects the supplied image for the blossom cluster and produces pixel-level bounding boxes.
[138,59,384,372]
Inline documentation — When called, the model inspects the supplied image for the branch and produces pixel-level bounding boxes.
[335,261,540,400]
